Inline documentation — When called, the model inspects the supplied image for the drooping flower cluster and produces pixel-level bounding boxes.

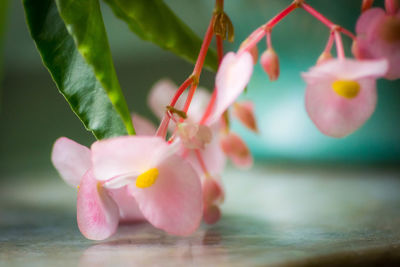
[51,0,398,241]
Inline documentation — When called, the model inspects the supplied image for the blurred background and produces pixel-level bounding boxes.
[1,0,399,180]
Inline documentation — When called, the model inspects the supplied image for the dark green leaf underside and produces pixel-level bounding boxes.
[23,0,128,139]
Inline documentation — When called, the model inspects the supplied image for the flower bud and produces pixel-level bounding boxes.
[233,101,258,132]
[260,48,280,81]
[361,0,374,12]
[316,51,333,65]
[240,39,259,64]
[220,132,253,168]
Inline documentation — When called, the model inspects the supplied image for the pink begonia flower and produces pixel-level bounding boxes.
[208,51,254,125]
[220,132,253,169]
[91,136,203,236]
[232,101,258,132]
[355,7,400,80]
[302,58,388,138]
[52,137,145,240]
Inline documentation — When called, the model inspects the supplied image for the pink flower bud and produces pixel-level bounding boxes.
[362,0,374,12]
[232,101,258,132]
[260,48,280,81]
[316,51,333,65]
[220,132,253,169]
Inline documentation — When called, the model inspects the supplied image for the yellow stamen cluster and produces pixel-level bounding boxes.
[136,168,159,188]
[332,80,360,99]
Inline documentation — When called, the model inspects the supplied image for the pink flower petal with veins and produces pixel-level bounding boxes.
[51,137,91,187]
[220,132,253,169]
[77,170,119,240]
[208,52,253,125]
[302,59,388,137]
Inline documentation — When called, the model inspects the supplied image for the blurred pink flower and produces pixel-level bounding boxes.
[302,58,388,138]
[355,7,400,80]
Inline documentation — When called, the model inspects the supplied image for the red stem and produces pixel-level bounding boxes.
[239,2,298,54]
[266,30,273,49]
[334,31,345,59]
[301,2,356,40]
[192,19,215,78]
[324,31,335,53]
[200,33,224,125]
[183,83,198,113]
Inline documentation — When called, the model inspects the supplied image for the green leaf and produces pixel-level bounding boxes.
[104,0,218,72]
[55,0,135,135]
[23,0,129,139]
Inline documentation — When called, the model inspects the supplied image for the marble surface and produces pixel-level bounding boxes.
[1,165,400,266]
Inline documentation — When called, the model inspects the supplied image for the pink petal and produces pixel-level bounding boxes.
[220,132,253,169]
[356,8,386,37]
[128,154,202,236]
[232,101,258,132]
[356,8,400,79]
[77,170,119,240]
[303,59,388,82]
[131,113,156,136]
[107,186,145,223]
[305,77,377,138]
[147,79,178,119]
[208,52,253,125]
[91,136,169,181]
[51,137,91,187]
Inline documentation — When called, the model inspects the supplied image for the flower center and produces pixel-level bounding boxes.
[136,168,159,188]
[332,80,360,99]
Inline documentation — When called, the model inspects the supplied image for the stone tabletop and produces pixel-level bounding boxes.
[1,164,400,266]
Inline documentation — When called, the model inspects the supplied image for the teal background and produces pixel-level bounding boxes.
[0,0,399,178]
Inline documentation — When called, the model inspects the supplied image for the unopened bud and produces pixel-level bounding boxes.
[260,48,280,81]
[233,101,258,132]
[316,51,333,65]
[362,0,374,12]
[240,39,259,64]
